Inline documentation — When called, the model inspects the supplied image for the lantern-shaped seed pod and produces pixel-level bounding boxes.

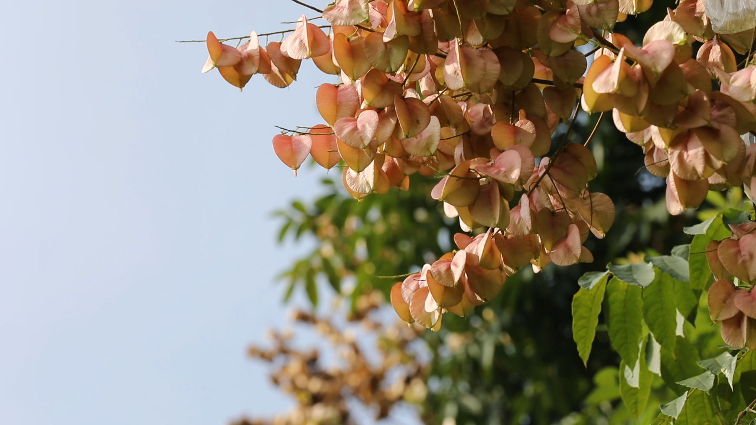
[704,0,756,34]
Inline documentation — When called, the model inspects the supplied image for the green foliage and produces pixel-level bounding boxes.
[572,274,608,365]
[642,270,678,352]
[608,263,656,288]
[606,278,644,368]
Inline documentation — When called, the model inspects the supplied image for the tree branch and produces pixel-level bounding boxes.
[176,26,331,43]
[584,111,605,147]
[527,102,581,195]
[736,397,756,424]
[590,28,620,54]
[533,78,583,89]
[290,0,323,13]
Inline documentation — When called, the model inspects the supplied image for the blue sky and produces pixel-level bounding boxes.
[0,1,355,423]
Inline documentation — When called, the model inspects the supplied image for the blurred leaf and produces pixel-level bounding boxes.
[282,279,296,303]
[321,257,341,293]
[305,269,318,307]
[278,220,293,243]
[706,191,727,209]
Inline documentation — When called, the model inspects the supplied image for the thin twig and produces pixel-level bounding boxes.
[402,54,422,87]
[590,28,620,54]
[441,131,471,141]
[635,159,668,176]
[282,16,322,24]
[275,125,333,135]
[289,0,375,34]
[548,175,568,209]
[736,397,756,424]
[291,0,323,13]
[584,111,605,146]
[533,78,583,89]
[510,91,516,125]
[176,26,331,43]
[689,248,718,255]
[584,45,601,57]
[374,272,419,279]
[527,101,581,195]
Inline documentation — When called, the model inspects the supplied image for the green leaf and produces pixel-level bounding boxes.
[689,234,713,291]
[672,244,691,259]
[642,270,678,352]
[619,341,653,418]
[282,279,296,303]
[677,371,716,392]
[660,337,703,395]
[650,414,674,425]
[321,257,341,293]
[684,216,717,235]
[712,379,745,424]
[648,256,689,282]
[572,274,609,365]
[737,352,756,403]
[304,269,318,307]
[606,278,644,367]
[685,214,730,240]
[698,352,737,389]
[706,191,728,209]
[674,278,699,320]
[585,367,621,405]
[707,214,732,241]
[578,270,610,290]
[675,390,722,425]
[647,333,662,376]
[277,220,293,243]
[722,208,751,227]
[292,200,307,213]
[660,391,688,419]
[608,262,655,288]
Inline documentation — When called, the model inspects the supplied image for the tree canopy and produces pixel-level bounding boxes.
[187,0,756,422]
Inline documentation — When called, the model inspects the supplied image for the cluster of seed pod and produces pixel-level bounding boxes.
[198,0,756,329]
[581,9,756,215]
[707,222,756,348]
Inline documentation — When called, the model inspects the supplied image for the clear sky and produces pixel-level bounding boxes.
[0,1,352,424]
